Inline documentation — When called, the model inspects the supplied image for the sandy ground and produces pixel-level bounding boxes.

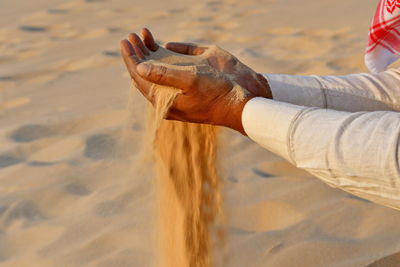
[2,0,400,266]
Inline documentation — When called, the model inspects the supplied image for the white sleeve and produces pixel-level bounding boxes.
[265,68,400,112]
[242,97,400,210]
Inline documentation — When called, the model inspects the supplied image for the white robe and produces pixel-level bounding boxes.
[242,69,400,210]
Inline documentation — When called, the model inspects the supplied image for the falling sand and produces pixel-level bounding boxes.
[135,47,247,267]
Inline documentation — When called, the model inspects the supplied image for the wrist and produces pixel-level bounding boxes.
[222,95,254,135]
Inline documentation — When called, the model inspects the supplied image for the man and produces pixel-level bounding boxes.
[120,0,400,210]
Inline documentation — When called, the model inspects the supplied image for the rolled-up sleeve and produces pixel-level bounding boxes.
[242,97,400,210]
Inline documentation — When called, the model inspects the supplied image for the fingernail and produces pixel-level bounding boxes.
[137,63,151,76]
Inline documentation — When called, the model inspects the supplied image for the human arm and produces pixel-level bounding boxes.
[120,29,400,210]
[140,28,400,113]
[262,69,400,112]
[165,41,400,113]
[243,97,400,209]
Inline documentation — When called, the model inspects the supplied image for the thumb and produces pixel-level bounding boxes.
[136,62,197,90]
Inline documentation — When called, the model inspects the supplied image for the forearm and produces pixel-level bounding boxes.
[243,97,400,210]
[264,68,400,112]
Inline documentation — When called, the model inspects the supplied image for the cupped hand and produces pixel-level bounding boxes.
[133,28,272,99]
[120,28,255,135]
[164,42,272,99]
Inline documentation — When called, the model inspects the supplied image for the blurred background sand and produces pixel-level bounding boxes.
[1,0,400,266]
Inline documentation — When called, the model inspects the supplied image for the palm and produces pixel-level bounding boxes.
[166,44,271,99]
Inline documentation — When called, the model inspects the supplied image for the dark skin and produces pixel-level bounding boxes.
[120,28,272,135]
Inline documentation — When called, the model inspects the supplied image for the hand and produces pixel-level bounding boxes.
[120,29,255,135]
[134,28,272,99]
[164,42,273,99]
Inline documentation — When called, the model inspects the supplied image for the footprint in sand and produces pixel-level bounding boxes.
[21,20,107,41]
[10,124,54,143]
[0,75,13,81]
[47,8,69,14]
[2,200,45,227]
[206,1,222,7]
[197,16,214,22]
[168,8,187,14]
[19,26,48,33]
[84,134,116,160]
[252,168,274,179]
[27,161,56,167]
[1,68,58,84]
[102,50,120,57]
[0,154,24,168]
[64,183,91,196]
[203,0,223,12]
[108,27,124,33]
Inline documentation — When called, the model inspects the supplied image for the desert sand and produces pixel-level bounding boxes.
[2,0,400,266]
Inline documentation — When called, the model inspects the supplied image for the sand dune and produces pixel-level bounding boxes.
[1,0,400,266]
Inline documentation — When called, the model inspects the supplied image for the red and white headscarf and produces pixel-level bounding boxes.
[366,0,400,73]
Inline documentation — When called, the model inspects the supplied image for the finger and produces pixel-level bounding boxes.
[120,40,143,78]
[136,62,198,90]
[137,62,231,93]
[165,42,207,55]
[133,44,145,60]
[120,39,142,65]
[141,28,159,51]
[120,40,156,103]
[128,33,150,56]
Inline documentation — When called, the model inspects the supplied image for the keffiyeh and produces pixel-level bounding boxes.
[365,0,400,73]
